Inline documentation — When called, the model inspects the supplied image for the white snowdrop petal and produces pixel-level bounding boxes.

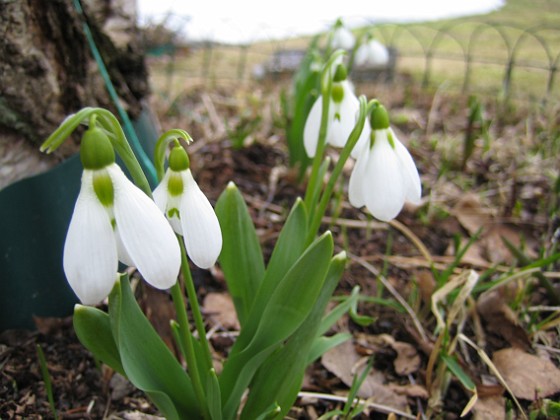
[348,143,369,208]
[354,45,368,67]
[153,170,183,235]
[332,27,355,50]
[167,209,183,235]
[351,123,370,160]
[115,227,134,267]
[368,40,390,66]
[329,87,360,148]
[393,132,422,204]
[63,171,118,305]
[180,170,223,269]
[109,164,180,290]
[152,170,170,213]
[363,135,406,221]
[303,98,323,158]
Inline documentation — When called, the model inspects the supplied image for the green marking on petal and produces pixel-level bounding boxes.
[167,172,184,197]
[331,83,344,103]
[93,171,114,207]
[387,130,396,149]
[111,218,116,230]
[167,207,180,218]
[369,130,376,149]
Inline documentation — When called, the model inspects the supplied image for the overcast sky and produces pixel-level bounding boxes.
[137,0,505,44]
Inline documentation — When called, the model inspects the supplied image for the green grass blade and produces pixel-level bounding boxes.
[36,344,59,420]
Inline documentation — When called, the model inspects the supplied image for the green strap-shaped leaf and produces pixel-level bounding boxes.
[240,252,347,420]
[219,232,335,419]
[215,182,265,326]
[109,276,200,419]
[229,198,308,357]
[206,369,222,420]
[73,305,125,377]
[262,198,308,295]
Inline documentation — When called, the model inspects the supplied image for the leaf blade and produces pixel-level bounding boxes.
[215,182,265,325]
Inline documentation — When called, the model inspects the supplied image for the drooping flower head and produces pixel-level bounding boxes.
[354,34,390,68]
[303,60,360,158]
[64,122,181,304]
[153,144,222,269]
[349,101,422,221]
[329,18,355,51]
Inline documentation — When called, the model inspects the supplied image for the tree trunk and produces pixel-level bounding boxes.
[0,0,149,189]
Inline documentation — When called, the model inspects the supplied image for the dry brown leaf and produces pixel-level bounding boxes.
[321,340,363,386]
[473,395,505,420]
[477,287,531,350]
[388,383,429,399]
[492,347,560,400]
[321,340,409,410]
[356,333,421,375]
[445,237,489,267]
[482,223,538,264]
[452,193,492,235]
[391,341,421,376]
[415,269,436,306]
[203,292,240,330]
[450,193,538,265]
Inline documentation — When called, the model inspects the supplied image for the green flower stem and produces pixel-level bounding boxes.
[303,82,331,212]
[40,107,95,153]
[170,274,209,420]
[40,107,153,197]
[178,238,214,370]
[303,50,345,215]
[306,96,369,245]
[154,129,193,181]
[94,109,152,197]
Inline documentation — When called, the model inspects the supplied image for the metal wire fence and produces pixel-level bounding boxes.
[146,20,560,104]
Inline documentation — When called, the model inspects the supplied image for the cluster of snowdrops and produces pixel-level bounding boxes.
[40,45,421,419]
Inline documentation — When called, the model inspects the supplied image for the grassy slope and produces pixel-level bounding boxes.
[370,0,560,99]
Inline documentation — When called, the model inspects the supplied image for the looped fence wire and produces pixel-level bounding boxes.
[372,20,560,103]
[145,19,560,105]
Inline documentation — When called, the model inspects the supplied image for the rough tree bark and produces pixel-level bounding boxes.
[0,0,149,189]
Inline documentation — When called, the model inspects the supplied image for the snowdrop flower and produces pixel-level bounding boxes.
[303,63,360,158]
[330,18,355,50]
[354,37,390,67]
[64,125,181,305]
[349,101,421,221]
[153,144,222,269]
